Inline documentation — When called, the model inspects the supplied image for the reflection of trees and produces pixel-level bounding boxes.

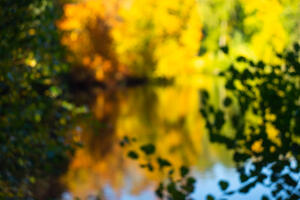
[63,88,157,199]
[64,83,235,198]
[201,44,300,199]
[116,86,234,171]
[85,90,120,159]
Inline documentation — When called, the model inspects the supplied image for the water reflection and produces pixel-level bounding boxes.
[62,77,238,199]
[199,48,300,200]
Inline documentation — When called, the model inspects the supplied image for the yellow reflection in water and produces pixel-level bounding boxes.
[62,77,234,199]
[62,78,286,199]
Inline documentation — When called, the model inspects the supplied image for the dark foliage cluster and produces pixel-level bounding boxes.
[120,136,196,200]
[200,43,300,200]
[0,0,82,198]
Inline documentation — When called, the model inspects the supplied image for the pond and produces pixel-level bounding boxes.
[59,76,274,200]
[2,1,299,199]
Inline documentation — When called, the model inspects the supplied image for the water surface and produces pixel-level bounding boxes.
[61,78,269,200]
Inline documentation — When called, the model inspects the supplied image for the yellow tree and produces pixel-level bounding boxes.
[197,0,300,67]
[112,0,202,77]
[58,0,125,82]
[58,0,203,81]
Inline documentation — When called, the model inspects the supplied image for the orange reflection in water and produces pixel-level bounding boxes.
[62,78,234,199]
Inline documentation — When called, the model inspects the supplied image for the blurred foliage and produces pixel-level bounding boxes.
[200,43,300,199]
[2,0,298,199]
[0,0,86,198]
[58,0,300,82]
[121,136,196,200]
[57,0,124,82]
[198,0,300,73]
[112,0,202,78]
[58,0,202,81]
[56,0,300,198]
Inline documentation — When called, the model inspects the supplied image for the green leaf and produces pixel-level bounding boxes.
[180,166,189,177]
[62,101,75,110]
[186,177,196,185]
[49,86,62,97]
[140,144,155,155]
[239,181,256,193]
[223,97,232,107]
[157,157,171,168]
[120,136,130,147]
[215,111,225,130]
[220,45,229,54]
[257,61,265,69]
[219,180,229,191]
[233,152,249,162]
[147,163,154,171]
[236,56,247,62]
[240,174,248,183]
[283,174,297,186]
[155,183,164,198]
[167,182,176,194]
[293,43,300,52]
[261,195,269,200]
[225,80,235,90]
[200,90,209,100]
[127,151,139,159]
[29,176,36,183]
[206,194,215,200]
